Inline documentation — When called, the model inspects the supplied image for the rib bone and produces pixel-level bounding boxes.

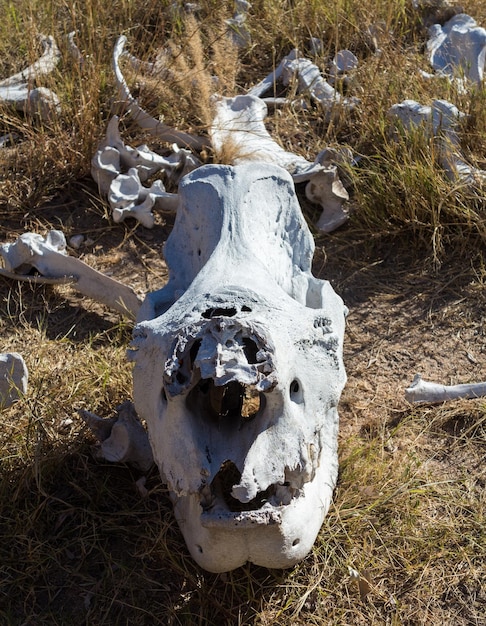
[113,35,207,149]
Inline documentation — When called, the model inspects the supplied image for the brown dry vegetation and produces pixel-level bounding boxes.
[0,1,485,624]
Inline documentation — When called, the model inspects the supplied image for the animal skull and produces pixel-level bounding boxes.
[128,162,347,572]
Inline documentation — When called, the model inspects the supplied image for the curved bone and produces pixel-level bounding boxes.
[0,230,141,318]
[427,13,486,85]
[405,373,486,403]
[113,36,207,150]
[130,163,347,571]
[0,35,61,121]
[0,353,28,409]
[80,401,153,471]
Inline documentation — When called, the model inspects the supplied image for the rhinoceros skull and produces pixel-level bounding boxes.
[128,162,347,572]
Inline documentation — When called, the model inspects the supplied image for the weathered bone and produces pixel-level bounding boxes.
[113,36,207,150]
[0,35,61,121]
[80,401,153,471]
[109,168,178,227]
[210,94,350,231]
[281,55,358,113]
[388,99,486,187]
[0,353,28,409]
[405,373,486,403]
[129,162,347,572]
[426,13,486,86]
[92,115,199,225]
[0,230,141,318]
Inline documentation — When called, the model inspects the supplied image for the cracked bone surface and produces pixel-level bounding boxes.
[0,353,28,409]
[210,94,350,232]
[129,162,347,572]
[406,374,486,403]
[0,230,141,318]
[388,99,486,187]
[0,35,61,120]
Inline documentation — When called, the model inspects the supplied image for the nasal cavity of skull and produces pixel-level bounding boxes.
[202,307,237,319]
[191,378,262,424]
[211,460,273,512]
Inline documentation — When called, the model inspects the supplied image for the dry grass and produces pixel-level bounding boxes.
[0,1,485,624]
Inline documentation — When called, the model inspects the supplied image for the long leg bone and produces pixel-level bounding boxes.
[0,231,142,318]
[406,373,486,403]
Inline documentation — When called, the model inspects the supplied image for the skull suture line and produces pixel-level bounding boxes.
[129,162,347,572]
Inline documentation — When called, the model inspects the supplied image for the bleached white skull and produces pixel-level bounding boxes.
[129,162,347,572]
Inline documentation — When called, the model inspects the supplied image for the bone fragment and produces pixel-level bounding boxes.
[80,401,153,471]
[405,373,486,403]
[388,99,486,187]
[328,50,359,86]
[0,353,28,409]
[92,116,197,225]
[0,35,61,121]
[0,230,142,318]
[426,13,486,86]
[113,36,207,150]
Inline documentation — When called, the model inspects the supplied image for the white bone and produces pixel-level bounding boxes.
[109,168,178,227]
[0,353,28,409]
[388,99,486,187]
[80,401,153,471]
[405,373,486,403]
[427,13,486,85]
[113,36,207,150]
[0,35,61,121]
[281,55,358,113]
[129,162,347,572]
[0,231,141,318]
[92,116,201,195]
[210,94,349,231]
[246,49,298,98]
[328,50,359,85]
